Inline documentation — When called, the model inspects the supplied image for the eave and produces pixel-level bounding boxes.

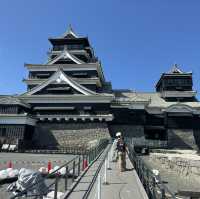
[19,94,114,104]
[23,77,102,87]
[48,37,90,46]
[48,49,90,58]
[24,63,105,82]
[0,114,37,126]
[160,90,197,98]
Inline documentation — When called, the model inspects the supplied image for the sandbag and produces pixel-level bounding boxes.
[0,170,8,179]
[7,168,48,196]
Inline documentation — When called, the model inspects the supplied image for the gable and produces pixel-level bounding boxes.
[166,104,194,113]
[22,69,97,96]
[34,83,83,95]
[47,50,85,65]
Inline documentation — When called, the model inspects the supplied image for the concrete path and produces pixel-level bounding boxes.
[88,156,149,199]
[65,148,108,199]
[66,147,149,199]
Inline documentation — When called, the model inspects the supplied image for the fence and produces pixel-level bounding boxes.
[82,144,111,199]
[10,139,109,199]
[126,138,176,199]
[24,145,92,155]
[127,137,168,149]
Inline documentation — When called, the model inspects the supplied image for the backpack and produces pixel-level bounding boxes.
[117,140,126,152]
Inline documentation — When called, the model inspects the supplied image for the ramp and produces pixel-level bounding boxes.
[65,147,148,199]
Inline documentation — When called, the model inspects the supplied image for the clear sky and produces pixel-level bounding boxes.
[0,0,200,97]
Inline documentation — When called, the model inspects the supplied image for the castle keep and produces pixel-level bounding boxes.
[0,27,200,150]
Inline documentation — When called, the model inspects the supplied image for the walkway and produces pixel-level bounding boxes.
[65,148,148,199]
[88,156,148,199]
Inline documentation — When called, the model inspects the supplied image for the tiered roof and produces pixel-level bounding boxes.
[22,69,97,96]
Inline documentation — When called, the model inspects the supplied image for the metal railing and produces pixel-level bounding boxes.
[129,138,168,149]
[126,138,176,199]
[24,146,90,155]
[82,144,111,199]
[10,139,109,199]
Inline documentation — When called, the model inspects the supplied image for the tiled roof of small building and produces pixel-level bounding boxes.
[114,90,200,109]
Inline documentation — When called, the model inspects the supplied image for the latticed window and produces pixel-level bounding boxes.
[0,106,17,114]
[0,127,6,136]
[0,126,24,138]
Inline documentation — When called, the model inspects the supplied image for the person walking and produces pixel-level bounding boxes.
[111,132,121,162]
[117,136,126,172]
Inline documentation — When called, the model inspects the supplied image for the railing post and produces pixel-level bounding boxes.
[95,147,97,158]
[152,176,156,198]
[141,163,144,185]
[82,154,84,171]
[78,156,81,176]
[137,159,140,177]
[72,160,75,182]
[54,173,59,199]
[161,188,165,199]
[103,158,109,185]
[87,152,89,166]
[145,169,150,196]
[89,150,91,164]
[97,174,101,199]
[104,158,107,183]
[65,165,68,191]
[107,151,111,170]
[92,148,94,161]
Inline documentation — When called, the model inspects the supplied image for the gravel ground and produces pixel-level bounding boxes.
[0,152,76,170]
[142,155,200,195]
[0,153,76,199]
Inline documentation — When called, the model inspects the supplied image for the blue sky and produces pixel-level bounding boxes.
[0,0,200,96]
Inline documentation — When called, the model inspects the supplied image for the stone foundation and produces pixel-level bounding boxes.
[33,122,110,149]
[168,129,198,150]
[108,125,145,138]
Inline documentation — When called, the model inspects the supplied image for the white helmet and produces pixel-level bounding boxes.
[116,132,121,137]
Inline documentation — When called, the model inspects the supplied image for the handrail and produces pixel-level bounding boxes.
[126,138,177,199]
[10,155,80,199]
[10,139,109,199]
[82,144,111,199]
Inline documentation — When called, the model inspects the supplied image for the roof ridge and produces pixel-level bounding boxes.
[62,24,79,38]
[47,49,85,65]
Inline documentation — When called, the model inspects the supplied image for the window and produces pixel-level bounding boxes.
[0,128,6,137]
[67,44,84,50]
[53,45,64,51]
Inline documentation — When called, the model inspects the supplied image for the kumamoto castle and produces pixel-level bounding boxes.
[0,26,200,151]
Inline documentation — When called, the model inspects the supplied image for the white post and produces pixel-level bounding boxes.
[105,159,107,183]
[97,174,101,199]
[107,151,111,170]
[103,158,109,185]
[110,143,114,161]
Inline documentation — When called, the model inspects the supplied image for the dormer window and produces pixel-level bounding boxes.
[73,72,88,77]
[53,45,64,51]
[36,73,50,79]
[67,44,84,50]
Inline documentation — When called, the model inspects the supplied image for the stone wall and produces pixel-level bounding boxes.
[193,129,200,150]
[108,125,144,138]
[143,152,200,193]
[149,153,200,177]
[167,129,198,150]
[33,122,110,149]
